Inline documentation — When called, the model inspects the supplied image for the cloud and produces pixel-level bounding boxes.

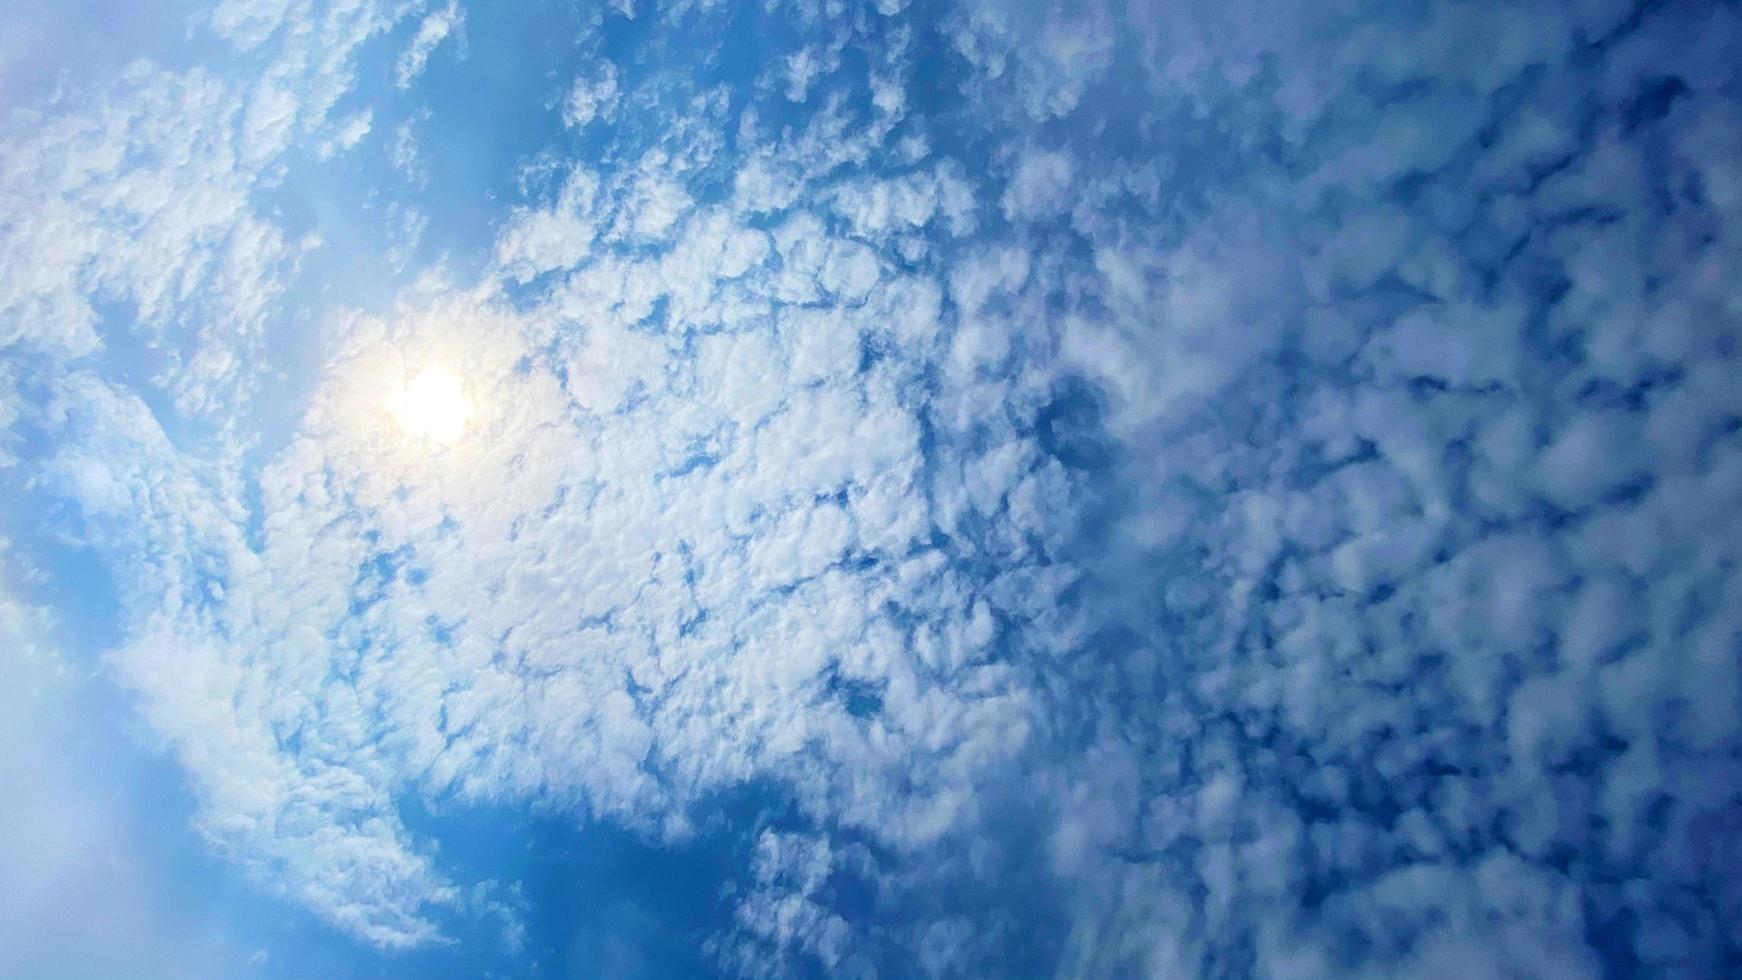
[782,46,839,103]
[40,372,459,949]
[562,61,620,129]
[0,62,277,368]
[317,108,374,160]
[0,0,468,949]
[54,94,1063,948]
[394,1,465,90]
[999,147,1073,221]
[1010,1,1742,975]
[0,0,420,428]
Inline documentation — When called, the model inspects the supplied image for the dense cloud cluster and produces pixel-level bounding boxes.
[3,0,1739,976]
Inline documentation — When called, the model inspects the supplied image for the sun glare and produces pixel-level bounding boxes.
[389,365,472,443]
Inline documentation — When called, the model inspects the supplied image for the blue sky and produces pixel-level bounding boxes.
[3,0,1741,976]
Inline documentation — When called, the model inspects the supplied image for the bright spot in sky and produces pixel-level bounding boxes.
[389,365,472,443]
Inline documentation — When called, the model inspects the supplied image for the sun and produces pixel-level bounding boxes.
[388,365,473,443]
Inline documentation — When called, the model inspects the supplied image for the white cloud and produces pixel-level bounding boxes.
[54,139,1059,951]
[0,0,421,428]
[395,1,466,90]
[562,61,620,128]
[0,0,477,949]
[318,108,374,160]
[0,63,277,369]
[38,372,460,948]
[782,45,838,103]
[390,112,432,189]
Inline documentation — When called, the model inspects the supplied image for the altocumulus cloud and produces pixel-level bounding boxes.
[1,0,1740,977]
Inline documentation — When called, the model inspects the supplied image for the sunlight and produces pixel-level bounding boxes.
[388,365,472,443]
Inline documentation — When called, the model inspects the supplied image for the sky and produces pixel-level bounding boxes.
[1,0,1740,977]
